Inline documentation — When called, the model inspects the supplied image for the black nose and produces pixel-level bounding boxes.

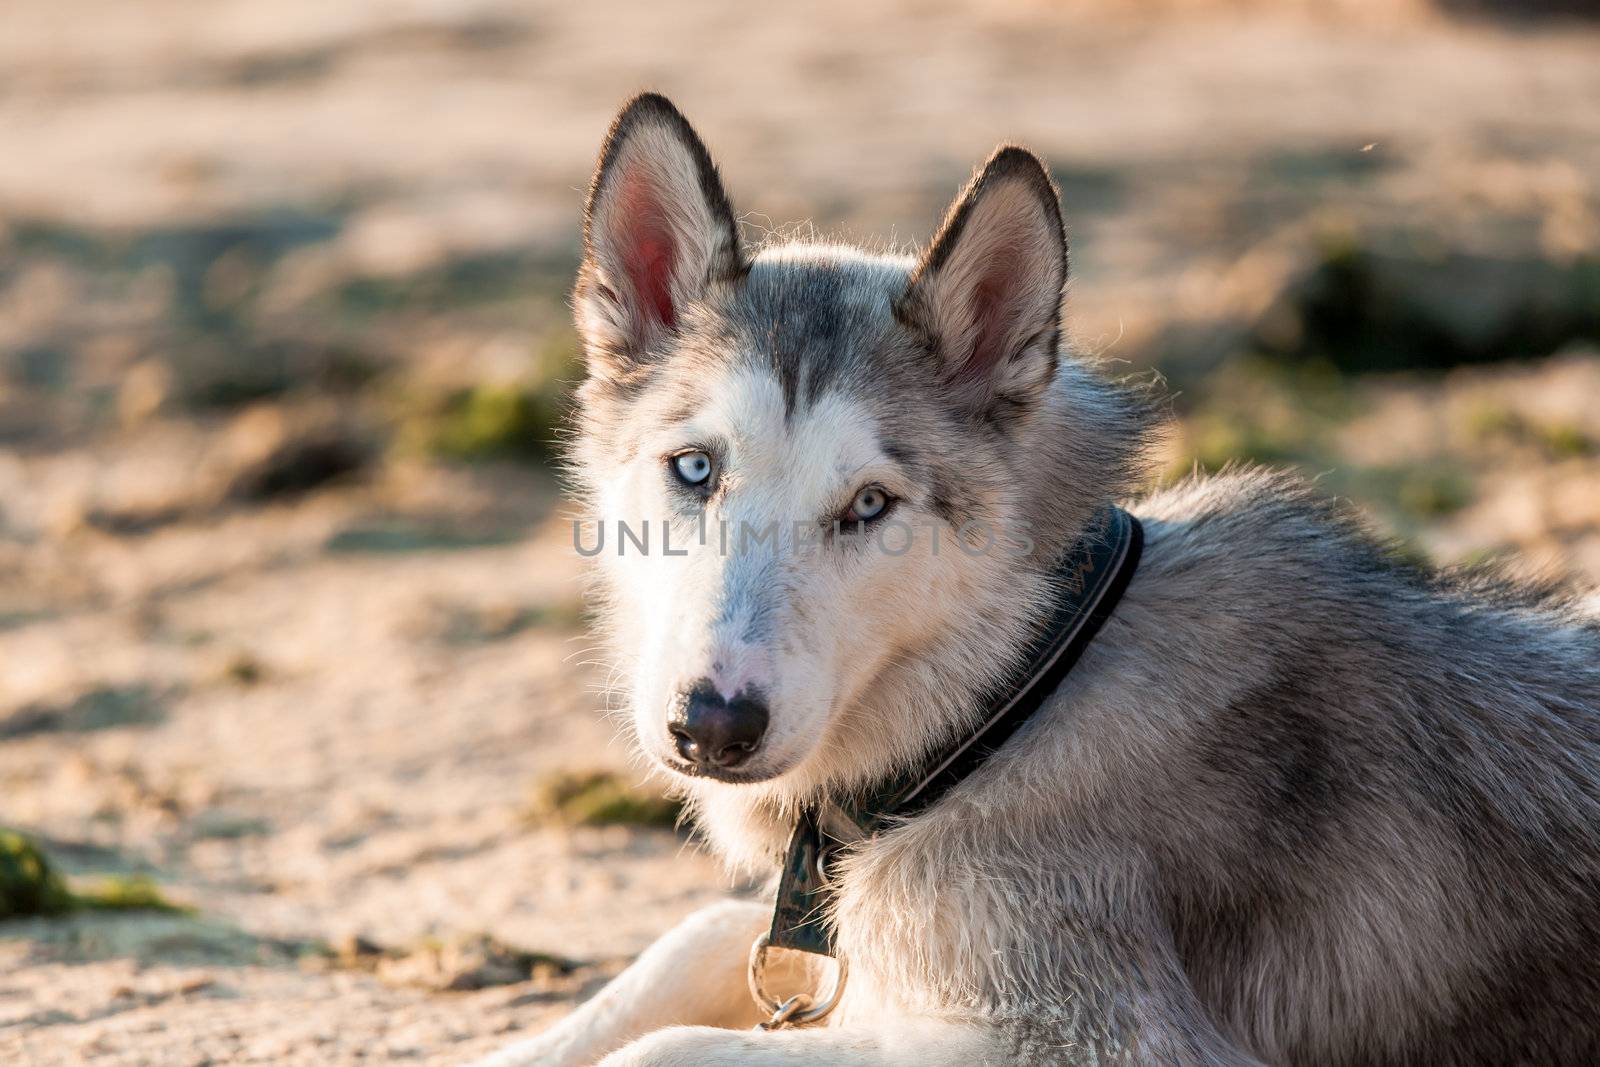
[668,680,769,771]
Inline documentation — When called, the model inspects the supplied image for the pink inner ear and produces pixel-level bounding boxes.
[956,261,1022,383]
[625,230,677,330]
[616,172,679,331]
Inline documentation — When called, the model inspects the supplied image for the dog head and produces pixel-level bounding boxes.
[569,94,1138,808]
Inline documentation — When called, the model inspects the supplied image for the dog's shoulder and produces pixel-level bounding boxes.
[1126,465,1422,635]
[1136,464,1395,573]
[1135,464,1598,637]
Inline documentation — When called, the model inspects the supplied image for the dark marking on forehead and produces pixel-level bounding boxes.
[770,317,803,421]
[733,257,900,421]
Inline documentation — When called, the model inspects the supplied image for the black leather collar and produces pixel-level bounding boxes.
[767,505,1145,957]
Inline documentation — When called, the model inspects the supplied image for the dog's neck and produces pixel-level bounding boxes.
[683,362,1154,874]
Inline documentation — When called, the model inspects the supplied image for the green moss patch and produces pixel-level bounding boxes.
[391,332,579,465]
[0,831,75,918]
[1,831,191,920]
[396,383,559,462]
[73,875,194,915]
[333,932,580,992]
[525,770,683,830]
[1463,402,1595,459]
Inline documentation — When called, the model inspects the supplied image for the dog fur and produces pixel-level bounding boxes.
[471,94,1600,1067]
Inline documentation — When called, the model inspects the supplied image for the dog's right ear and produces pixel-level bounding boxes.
[576,94,743,378]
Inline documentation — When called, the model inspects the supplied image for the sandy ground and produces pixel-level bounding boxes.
[2,2,1600,1065]
[0,462,737,1065]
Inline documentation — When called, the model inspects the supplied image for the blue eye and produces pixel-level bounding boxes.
[846,486,891,522]
[672,450,714,486]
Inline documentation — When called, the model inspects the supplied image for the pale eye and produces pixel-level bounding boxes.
[847,485,891,523]
[671,450,714,487]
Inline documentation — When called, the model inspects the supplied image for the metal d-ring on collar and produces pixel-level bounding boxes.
[748,932,849,1031]
[746,506,1145,1030]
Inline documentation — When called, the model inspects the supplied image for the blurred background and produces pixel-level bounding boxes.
[1,1,1598,1063]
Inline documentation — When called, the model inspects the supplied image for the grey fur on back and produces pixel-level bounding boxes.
[994,471,1600,1063]
[563,93,1600,1067]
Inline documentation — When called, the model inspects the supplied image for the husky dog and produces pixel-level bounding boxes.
[475,94,1600,1067]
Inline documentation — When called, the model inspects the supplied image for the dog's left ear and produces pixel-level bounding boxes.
[898,147,1067,414]
[576,93,743,379]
